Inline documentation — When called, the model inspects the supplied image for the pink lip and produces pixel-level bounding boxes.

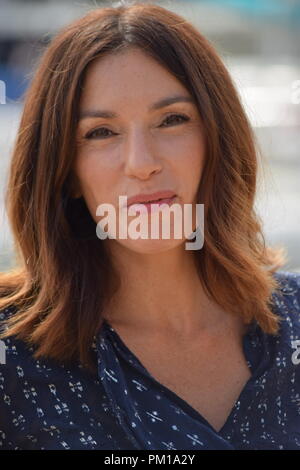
[136,196,177,214]
[126,190,177,207]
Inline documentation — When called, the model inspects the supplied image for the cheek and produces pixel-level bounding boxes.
[188,132,206,179]
[167,124,205,163]
[73,153,120,207]
[171,134,205,184]
[75,149,118,186]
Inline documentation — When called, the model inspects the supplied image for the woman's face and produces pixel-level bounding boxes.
[74,47,206,254]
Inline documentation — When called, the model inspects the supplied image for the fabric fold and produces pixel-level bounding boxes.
[95,319,263,450]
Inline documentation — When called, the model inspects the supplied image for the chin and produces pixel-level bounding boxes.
[108,237,186,255]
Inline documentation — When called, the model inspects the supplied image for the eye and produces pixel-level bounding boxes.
[160,113,190,127]
[85,127,116,140]
[84,113,190,140]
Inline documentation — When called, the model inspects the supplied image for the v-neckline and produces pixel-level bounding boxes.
[100,317,263,436]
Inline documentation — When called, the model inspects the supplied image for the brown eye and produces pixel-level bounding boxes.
[160,113,190,127]
[85,128,116,140]
[84,113,190,140]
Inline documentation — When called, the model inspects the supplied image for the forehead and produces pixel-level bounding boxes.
[79,47,191,108]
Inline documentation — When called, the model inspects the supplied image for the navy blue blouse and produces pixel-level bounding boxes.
[0,270,300,450]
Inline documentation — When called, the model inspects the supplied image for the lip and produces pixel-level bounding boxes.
[126,190,177,208]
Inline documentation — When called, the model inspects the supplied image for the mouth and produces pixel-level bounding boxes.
[131,195,177,206]
[142,196,173,204]
[128,196,178,215]
[124,190,177,209]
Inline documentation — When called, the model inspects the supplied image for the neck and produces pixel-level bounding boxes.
[103,241,234,339]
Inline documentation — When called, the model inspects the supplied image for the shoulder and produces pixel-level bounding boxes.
[268,270,300,364]
[0,304,70,418]
[0,304,103,450]
[0,303,44,401]
[0,304,19,364]
[0,304,36,449]
[271,270,300,317]
[0,304,33,364]
[272,269,300,296]
[0,303,18,323]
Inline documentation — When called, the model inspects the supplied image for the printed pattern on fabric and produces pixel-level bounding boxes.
[0,270,300,450]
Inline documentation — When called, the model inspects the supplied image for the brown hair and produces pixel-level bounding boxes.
[0,2,288,375]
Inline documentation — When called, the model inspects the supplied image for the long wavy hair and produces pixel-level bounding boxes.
[0,2,288,375]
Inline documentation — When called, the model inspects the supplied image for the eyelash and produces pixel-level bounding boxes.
[84,113,190,140]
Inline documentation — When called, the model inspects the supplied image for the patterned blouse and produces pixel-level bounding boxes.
[0,270,300,450]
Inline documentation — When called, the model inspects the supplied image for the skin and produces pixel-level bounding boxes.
[73,47,246,343]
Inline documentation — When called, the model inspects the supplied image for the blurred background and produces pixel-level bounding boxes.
[0,0,299,272]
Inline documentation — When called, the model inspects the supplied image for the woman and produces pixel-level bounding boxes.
[0,2,299,451]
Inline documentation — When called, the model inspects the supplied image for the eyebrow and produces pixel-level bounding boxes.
[78,94,195,120]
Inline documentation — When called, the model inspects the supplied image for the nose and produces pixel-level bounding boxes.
[123,128,162,180]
